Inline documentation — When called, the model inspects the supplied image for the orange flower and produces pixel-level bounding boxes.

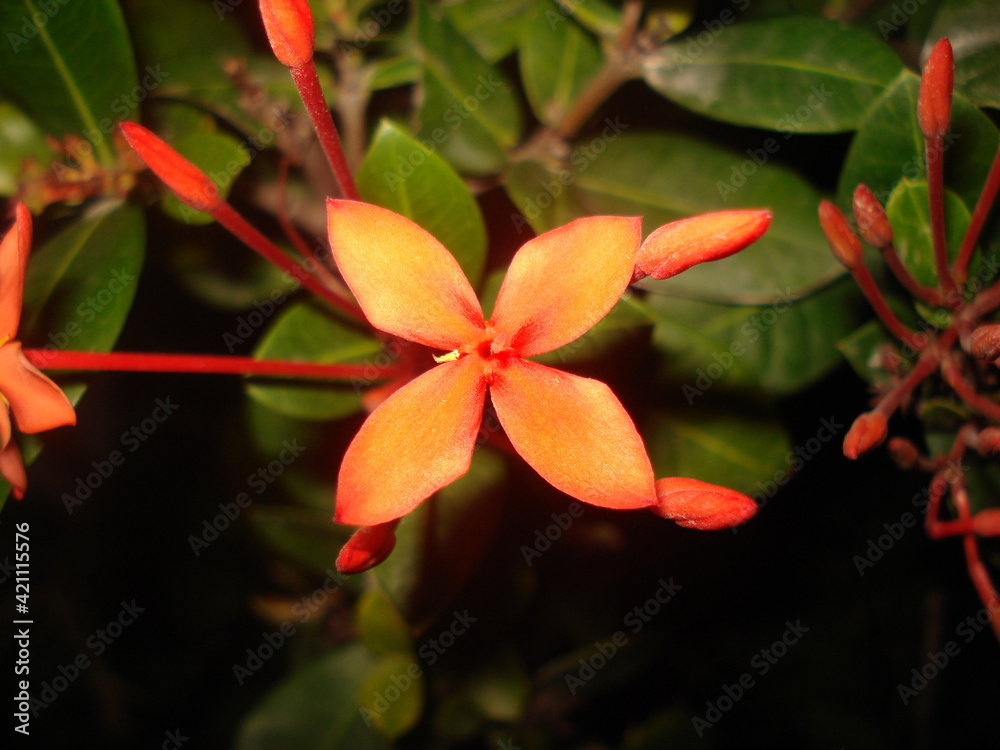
[328,200,658,526]
[0,204,76,497]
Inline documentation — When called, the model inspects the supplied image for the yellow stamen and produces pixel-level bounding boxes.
[433,349,461,363]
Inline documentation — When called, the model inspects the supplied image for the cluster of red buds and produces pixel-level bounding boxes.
[819,39,1000,638]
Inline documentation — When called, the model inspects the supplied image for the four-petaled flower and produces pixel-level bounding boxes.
[328,200,658,526]
[0,204,76,497]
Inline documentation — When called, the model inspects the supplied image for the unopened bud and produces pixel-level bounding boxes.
[0,203,30,339]
[259,0,315,68]
[119,122,220,212]
[918,37,954,140]
[976,427,1000,456]
[335,522,397,574]
[887,437,919,469]
[818,200,862,269]
[651,477,758,530]
[635,209,771,280]
[970,324,1000,360]
[843,412,888,459]
[973,508,1000,537]
[852,184,893,248]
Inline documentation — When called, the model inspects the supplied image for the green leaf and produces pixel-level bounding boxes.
[837,70,1000,213]
[0,101,53,197]
[251,504,351,575]
[237,643,391,750]
[506,132,843,303]
[643,17,903,132]
[376,450,506,630]
[646,406,792,497]
[248,301,383,422]
[885,179,971,287]
[926,0,1000,108]
[535,292,653,366]
[444,0,538,62]
[836,319,896,388]
[356,120,488,285]
[0,0,138,164]
[357,587,413,655]
[414,1,522,175]
[647,277,863,396]
[22,201,145,357]
[160,131,252,225]
[357,653,425,739]
[519,2,602,127]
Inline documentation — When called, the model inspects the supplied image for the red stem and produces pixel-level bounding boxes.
[926,136,959,303]
[289,62,361,201]
[851,262,919,349]
[211,201,363,320]
[881,242,947,307]
[25,349,399,381]
[941,358,1000,421]
[953,144,1000,284]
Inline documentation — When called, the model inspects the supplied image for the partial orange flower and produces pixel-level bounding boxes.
[328,200,658,526]
[0,204,77,497]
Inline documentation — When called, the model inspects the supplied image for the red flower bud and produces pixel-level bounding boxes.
[852,184,893,248]
[970,323,1000,361]
[635,209,771,280]
[976,427,1000,456]
[259,0,315,68]
[887,437,919,469]
[818,200,862,269]
[843,412,888,460]
[973,508,1000,537]
[119,122,221,212]
[918,38,954,140]
[335,522,398,574]
[651,477,758,530]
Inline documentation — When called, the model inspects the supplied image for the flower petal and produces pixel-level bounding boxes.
[652,477,758,530]
[335,355,486,526]
[259,0,315,68]
[336,522,399,574]
[490,358,655,509]
[0,203,30,339]
[327,200,485,350]
[490,216,640,356]
[0,342,76,434]
[0,438,27,500]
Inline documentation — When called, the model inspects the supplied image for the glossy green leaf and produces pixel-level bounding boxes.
[415,1,522,175]
[926,0,1000,108]
[356,120,487,285]
[22,201,145,357]
[0,0,137,165]
[562,0,622,36]
[237,643,391,750]
[445,0,538,62]
[647,406,792,497]
[0,101,53,197]
[506,132,843,303]
[837,70,1000,213]
[885,179,971,287]
[161,131,252,225]
[376,450,505,631]
[248,301,382,421]
[251,504,351,575]
[648,277,862,396]
[367,56,421,91]
[357,653,425,739]
[357,587,413,655]
[643,17,902,132]
[836,319,896,388]
[519,2,602,127]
